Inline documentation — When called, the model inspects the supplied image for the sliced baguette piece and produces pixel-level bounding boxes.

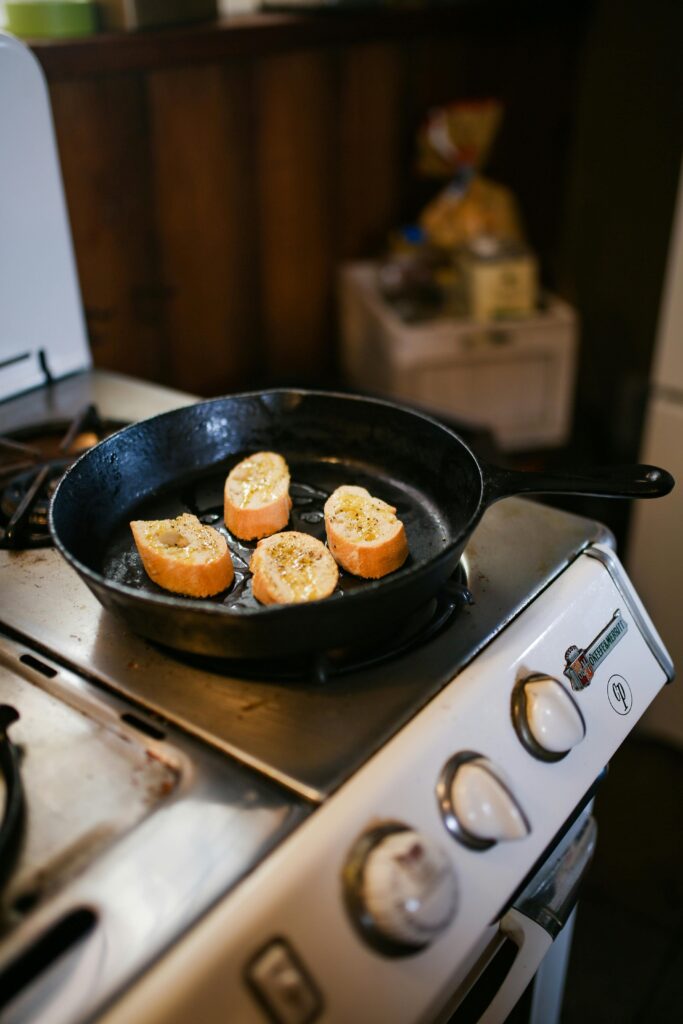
[224,451,292,541]
[324,485,409,579]
[250,531,339,605]
[130,512,234,598]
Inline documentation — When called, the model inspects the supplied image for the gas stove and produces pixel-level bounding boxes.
[0,32,675,1024]
[0,371,674,1024]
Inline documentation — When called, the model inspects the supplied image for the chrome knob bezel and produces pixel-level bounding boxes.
[342,821,433,957]
[511,672,586,762]
[437,750,530,851]
[342,819,458,954]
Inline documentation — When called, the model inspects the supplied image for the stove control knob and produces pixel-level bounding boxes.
[438,754,530,850]
[512,674,586,762]
[343,823,458,954]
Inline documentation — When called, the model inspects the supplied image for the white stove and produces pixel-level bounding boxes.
[0,30,676,1024]
[0,371,674,1024]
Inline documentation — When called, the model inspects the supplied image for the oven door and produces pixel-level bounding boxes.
[438,801,597,1024]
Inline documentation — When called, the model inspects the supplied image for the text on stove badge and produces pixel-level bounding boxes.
[564,610,628,691]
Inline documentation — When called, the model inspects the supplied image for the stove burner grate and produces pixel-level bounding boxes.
[170,567,473,686]
[0,405,126,550]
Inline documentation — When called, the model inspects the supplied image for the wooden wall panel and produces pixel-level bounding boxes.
[41,11,594,399]
[146,63,258,397]
[48,76,166,382]
[253,50,335,383]
[401,34,474,217]
[337,42,405,260]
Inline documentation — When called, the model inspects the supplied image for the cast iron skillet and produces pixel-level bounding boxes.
[50,390,674,659]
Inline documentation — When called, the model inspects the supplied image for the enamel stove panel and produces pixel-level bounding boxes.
[97,542,671,1024]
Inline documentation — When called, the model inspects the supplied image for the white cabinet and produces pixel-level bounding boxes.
[339,263,578,452]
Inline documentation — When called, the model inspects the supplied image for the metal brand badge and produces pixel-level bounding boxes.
[564,610,628,691]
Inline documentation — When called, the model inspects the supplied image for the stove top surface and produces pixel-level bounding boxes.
[0,634,309,1023]
[0,373,612,800]
[0,369,193,433]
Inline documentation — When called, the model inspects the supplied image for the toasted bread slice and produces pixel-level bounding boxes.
[224,451,292,541]
[324,485,409,579]
[130,512,234,598]
[250,531,339,605]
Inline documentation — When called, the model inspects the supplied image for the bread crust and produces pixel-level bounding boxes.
[324,485,409,579]
[130,512,234,597]
[224,451,292,540]
[250,531,339,605]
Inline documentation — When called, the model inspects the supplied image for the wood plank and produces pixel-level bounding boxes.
[146,62,258,396]
[48,76,167,383]
[42,8,593,397]
[337,41,405,260]
[254,50,335,383]
[32,8,554,78]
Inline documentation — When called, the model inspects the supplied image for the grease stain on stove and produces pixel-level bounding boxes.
[497,503,523,519]
[534,559,552,578]
[1,550,31,565]
[240,699,268,714]
[139,763,177,802]
[475,571,490,591]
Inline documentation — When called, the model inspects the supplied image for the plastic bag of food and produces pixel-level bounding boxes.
[416,99,503,178]
[416,100,524,250]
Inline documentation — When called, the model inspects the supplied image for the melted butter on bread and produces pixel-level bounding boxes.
[142,515,223,562]
[324,485,409,579]
[266,535,327,600]
[329,491,396,542]
[227,452,289,509]
[130,513,234,596]
[224,452,292,540]
[250,531,338,605]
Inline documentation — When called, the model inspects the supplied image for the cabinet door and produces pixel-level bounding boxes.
[627,395,683,745]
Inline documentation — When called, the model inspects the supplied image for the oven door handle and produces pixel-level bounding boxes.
[475,909,553,1024]
[0,704,25,888]
[474,811,597,1024]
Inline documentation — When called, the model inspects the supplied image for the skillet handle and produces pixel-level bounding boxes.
[482,462,675,506]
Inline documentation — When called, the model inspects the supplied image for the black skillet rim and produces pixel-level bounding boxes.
[48,388,486,622]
